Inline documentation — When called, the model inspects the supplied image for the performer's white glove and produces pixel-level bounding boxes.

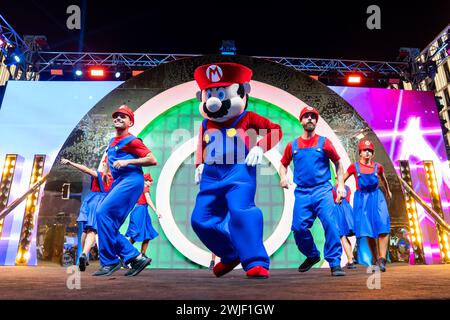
[195,163,204,185]
[336,185,347,203]
[245,146,264,167]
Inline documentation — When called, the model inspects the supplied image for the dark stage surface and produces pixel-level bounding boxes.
[0,263,449,300]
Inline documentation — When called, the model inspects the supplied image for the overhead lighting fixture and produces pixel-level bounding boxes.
[347,75,362,84]
[50,69,64,76]
[89,68,105,77]
[132,70,144,77]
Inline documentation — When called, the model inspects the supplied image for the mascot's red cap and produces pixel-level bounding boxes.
[194,62,252,90]
[299,106,319,121]
[144,173,153,182]
[112,105,134,124]
[358,139,375,152]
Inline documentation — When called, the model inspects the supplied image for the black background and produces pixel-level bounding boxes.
[2,1,449,60]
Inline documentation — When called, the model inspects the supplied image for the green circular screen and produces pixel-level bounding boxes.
[119,96,334,268]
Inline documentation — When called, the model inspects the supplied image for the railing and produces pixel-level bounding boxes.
[398,175,450,235]
[0,173,48,221]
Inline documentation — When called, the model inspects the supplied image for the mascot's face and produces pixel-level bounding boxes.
[196,83,251,123]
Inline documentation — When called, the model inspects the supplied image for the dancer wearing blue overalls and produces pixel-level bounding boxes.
[60,157,113,271]
[332,184,356,269]
[126,173,161,258]
[191,62,282,279]
[94,105,157,277]
[279,106,347,276]
[344,139,392,272]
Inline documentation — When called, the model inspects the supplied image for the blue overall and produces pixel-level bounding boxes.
[82,171,108,232]
[126,204,159,242]
[291,136,342,268]
[76,171,108,264]
[96,135,144,266]
[331,185,355,237]
[191,111,270,271]
[353,162,390,238]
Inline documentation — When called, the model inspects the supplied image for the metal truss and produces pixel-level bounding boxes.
[1,14,409,79]
[0,15,28,50]
[255,56,408,77]
[417,24,449,68]
[32,51,201,73]
[32,51,408,78]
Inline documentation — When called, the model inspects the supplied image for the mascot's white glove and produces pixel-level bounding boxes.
[195,163,204,185]
[245,146,264,167]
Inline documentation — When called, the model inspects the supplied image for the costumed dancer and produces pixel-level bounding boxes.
[126,173,161,259]
[279,106,346,276]
[191,62,282,279]
[331,184,356,269]
[60,157,113,271]
[94,105,157,277]
[344,139,392,272]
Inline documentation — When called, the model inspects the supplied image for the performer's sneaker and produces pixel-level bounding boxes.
[330,266,346,276]
[78,253,88,272]
[209,260,215,270]
[346,261,356,269]
[246,266,269,279]
[377,258,387,272]
[124,255,152,277]
[92,262,121,276]
[298,256,321,272]
[213,259,240,277]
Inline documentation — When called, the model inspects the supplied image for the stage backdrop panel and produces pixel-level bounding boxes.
[0,66,446,268]
[0,81,122,265]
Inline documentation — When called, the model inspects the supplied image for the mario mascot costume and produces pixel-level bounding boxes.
[191,62,282,279]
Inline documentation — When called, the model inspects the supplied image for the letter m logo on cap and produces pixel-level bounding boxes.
[206,65,223,82]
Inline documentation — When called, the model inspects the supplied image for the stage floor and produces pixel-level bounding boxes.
[0,262,449,300]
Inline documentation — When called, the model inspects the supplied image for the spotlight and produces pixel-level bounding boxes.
[132,70,144,77]
[50,69,64,76]
[347,75,362,84]
[89,67,105,78]
[220,40,236,55]
[4,47,23,66]
[115,71,121,79]
[75,69,83,77]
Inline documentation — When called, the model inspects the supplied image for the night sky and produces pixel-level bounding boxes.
[2,1,449,61]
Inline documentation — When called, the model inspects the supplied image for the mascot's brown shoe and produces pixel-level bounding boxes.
[213,259,240,277]
[246,266,269,279]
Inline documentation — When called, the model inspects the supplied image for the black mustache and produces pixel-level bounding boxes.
[203,99,231,119]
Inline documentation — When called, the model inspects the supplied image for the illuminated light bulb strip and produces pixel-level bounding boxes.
[399,160,425,264]
[0,155,18,237]
[15,155,46,265]
[423,160,450,263]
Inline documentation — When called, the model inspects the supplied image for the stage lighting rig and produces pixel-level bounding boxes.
[220,40,236,55]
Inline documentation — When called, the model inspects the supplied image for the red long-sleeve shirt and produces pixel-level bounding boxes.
[136,186,150,205]
[195,111,282,166]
